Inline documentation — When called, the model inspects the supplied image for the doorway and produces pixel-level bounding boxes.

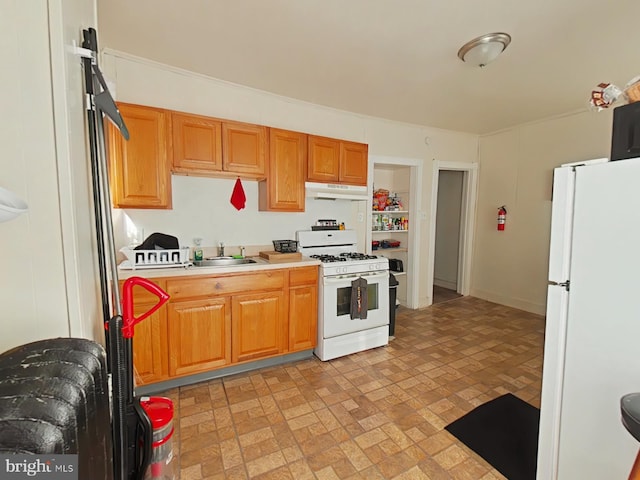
[433,171,464,303]
[426,161,478,306]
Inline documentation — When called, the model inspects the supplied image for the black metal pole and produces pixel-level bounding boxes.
[82,27,129,480]
[81,28,111,330]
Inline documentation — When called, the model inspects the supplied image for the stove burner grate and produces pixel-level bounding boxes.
[310,254,347,263]
[310,253,379,263]
[339,252,378,260]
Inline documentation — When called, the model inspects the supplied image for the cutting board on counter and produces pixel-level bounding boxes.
[259,251,302,261]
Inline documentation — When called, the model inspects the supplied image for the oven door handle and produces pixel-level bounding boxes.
[324,270,388,284]
[360,270,389,279]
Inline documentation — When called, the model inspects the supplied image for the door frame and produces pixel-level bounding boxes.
[426,161,478,305]
[367,155,422,309]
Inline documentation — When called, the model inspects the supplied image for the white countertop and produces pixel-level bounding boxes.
[117,256,321,280]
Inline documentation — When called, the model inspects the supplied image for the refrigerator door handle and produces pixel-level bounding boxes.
[549,280,570,291]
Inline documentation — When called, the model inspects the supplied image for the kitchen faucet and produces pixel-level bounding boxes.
[218,242,225,257]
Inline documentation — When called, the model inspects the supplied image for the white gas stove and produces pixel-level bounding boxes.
[297,230,390,361]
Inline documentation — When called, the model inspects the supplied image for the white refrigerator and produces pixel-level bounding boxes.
[537,157,640,479]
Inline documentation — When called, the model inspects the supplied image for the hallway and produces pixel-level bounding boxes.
[165,297,544,479]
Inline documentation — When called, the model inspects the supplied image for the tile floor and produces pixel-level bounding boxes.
[431,286,463,305]
[163,296,545,479]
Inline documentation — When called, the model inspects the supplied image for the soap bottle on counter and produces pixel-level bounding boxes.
[193,237,203,261]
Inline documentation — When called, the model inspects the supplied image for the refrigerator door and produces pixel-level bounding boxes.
[547,166,576,284]
[537,285,570,480]
[556,158,640,479]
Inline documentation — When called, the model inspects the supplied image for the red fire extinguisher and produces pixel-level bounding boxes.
[497,206,507,231]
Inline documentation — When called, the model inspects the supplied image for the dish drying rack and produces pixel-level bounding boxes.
[119,246,190,270]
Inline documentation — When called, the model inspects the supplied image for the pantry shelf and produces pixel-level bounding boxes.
[372,210,409,214]
[389,271,407,277]
[375,247,408,253]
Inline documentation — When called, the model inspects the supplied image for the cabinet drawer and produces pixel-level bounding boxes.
[289,266,318,287]
[167,271,285,300]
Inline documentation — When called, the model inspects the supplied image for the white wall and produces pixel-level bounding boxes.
[0,0,100,353]
[49,0,103,343]
[101,51,480,308]
[471,110,614,314]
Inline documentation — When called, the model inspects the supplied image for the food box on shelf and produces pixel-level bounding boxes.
[381,239,401,249]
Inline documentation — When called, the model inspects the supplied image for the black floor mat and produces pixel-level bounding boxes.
[445,393,540,480]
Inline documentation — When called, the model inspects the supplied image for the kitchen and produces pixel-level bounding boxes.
[2,1,639,478]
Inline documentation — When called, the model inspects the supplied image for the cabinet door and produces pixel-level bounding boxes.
[222,121,267,177]
[307,135,340,183]
[258,129,306,211]
[232,291,285,363]
[167,297,231,377]
[107,103,172,208]
[289,285,318,351]
[171,112,222,175]
[132,301,169,385]
[339,141,368,186]
[289,267,318,352]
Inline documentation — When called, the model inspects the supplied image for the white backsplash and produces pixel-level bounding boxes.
[112,175,367,254]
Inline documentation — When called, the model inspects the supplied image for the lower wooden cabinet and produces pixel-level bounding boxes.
[167,297,231,376]
[132,301,169,385]
[289,266,318,352]
[130,266,318,386]
[289,285,318,352]
[232,291,285,363]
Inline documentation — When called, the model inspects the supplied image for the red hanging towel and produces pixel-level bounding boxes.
[230,177,246,210]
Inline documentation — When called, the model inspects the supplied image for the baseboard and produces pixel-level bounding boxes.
[134,350,314,395]
[434,278,457,290]
[469,288,546,316]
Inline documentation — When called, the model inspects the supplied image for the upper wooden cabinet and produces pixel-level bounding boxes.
[307,135,368,186]
[258,128,306,212]
[106,102,369,211]
[340,141,369,186]
[170,112,222,175]
[171,113,267,179]
[107,103,172,209]
[222,121,267,178]
[307,135,340,182]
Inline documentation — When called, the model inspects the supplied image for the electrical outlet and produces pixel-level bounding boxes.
[357,212,364,222]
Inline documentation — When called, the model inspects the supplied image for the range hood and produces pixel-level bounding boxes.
[305,182,369,201]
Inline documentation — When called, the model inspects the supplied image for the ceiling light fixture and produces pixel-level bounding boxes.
[457,32,511,67]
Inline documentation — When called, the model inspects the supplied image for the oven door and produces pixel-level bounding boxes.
[321,270,389,338]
